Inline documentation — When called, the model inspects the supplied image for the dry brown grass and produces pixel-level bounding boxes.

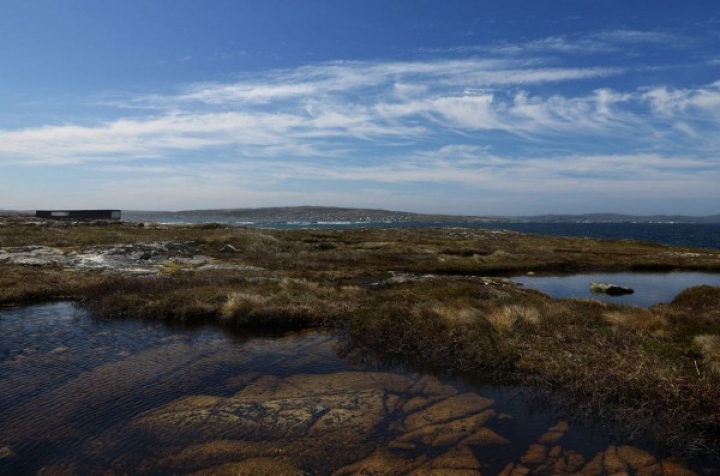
[693,335,720,377]
[604,309,670,338]
[424,303,482,326]
[486,304,541,332]
[221,292,268,321]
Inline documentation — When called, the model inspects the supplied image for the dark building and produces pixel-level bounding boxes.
[36,210,122,221]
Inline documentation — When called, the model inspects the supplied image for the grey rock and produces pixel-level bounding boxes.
[589,282,634,296]
[0,241,211,274]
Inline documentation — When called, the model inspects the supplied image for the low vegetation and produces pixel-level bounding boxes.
[2,216,720,460]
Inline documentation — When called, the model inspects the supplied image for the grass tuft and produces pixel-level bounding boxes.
[486,304,540,332]
[693,335,720,377]
[603,309,670,338]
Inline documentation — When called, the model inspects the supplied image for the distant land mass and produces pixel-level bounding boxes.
[122,206,720,224]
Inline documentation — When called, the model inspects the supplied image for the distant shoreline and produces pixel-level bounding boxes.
[120,206,720,224]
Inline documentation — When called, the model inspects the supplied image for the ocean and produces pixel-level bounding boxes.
[128,214,720,250]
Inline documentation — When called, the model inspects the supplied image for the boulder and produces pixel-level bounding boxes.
[220,244,237,253]
[589,282,634,296]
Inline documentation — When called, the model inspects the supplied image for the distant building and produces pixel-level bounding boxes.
[36,210,122,221]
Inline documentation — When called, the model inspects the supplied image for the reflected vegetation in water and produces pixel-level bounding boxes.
[0,303,707,475]
[514,272,720,307]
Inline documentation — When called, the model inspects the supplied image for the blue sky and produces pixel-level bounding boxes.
[1,1,719,215]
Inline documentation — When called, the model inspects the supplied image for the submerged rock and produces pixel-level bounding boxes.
[0,446,16,459]
[589,282,634,296]
[115,371,510,473]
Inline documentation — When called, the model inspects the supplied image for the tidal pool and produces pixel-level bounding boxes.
[514,272,720,307]
[0,303,705,475]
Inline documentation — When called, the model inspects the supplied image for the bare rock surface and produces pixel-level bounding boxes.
[121,370,510,473]
[0,241,212,274]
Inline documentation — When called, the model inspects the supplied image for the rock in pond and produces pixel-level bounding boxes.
[589,282,634,296]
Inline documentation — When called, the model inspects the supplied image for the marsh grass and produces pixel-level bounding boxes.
[486,304,541,332]
[693,335,720,377]
[603,309,670,338]
[0,263,103,307]
[3,217,720,459]
[218,279,363,328]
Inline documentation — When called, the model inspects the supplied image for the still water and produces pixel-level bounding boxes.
[0,303,706,475]
[514,272,720,307]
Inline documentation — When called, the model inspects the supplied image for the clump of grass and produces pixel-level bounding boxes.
[221,292,268,321]
[486,304,540,332]
[603,309,670,338]
[426,303,481,326]
[671,285,720,311]
[693,335,720,377]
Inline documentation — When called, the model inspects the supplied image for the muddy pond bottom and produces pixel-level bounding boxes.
[0,303,705,475]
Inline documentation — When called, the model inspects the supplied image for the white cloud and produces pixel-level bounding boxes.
[643,81,720,119]
[2,30,719,214]
[3,70,719,166]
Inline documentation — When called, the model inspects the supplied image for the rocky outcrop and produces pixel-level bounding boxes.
[589,282,634,296]
[0,242,210,274]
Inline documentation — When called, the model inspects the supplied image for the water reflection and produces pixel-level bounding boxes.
[514,272,720,307]
[0,303,706,474]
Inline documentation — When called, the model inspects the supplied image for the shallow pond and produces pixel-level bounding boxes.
[514,272,720,307]
[0,303,707,475]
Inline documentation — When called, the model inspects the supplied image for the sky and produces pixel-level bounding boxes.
[1,0,719,216]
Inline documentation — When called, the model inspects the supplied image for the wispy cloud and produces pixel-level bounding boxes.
[479,29,686,56]
[643,81,720,118]
[1,61,718,166]
[0,56,634,165]
[1,29,719,214]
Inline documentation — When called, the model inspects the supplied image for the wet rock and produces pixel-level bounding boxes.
[389,393,502,450]
[332,448,426,476]
[132,372,416,444]
[409,375,460,397]
[660,460,697,476]
[393,409,500,448]
[0,446,16,459]
[461,427,510,446]
[498,463,530,476]
[190,457,302,476]
[563,449,586,472]
[1,342,240,443]
[590,282,634,296]
[538,421,569,444]
[616,446,656,470]
[402,393,494,430]
[603,446,628,474]
[578,452,605,475]
[148,440,286,471]
[422,446,482,471]
[520,444,546,465]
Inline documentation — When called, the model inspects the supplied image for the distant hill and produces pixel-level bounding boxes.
[513,213,720,224]
[123,207,720,224]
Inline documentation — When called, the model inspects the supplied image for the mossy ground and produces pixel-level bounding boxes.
[2,216,720,460]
